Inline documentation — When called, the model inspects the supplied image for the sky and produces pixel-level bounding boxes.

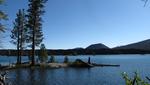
[1,0,150,49]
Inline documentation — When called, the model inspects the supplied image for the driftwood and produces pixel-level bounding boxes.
[92,63,120,67]
[0,71,8,85]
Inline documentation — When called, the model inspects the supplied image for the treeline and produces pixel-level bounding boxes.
[0,49,150,56]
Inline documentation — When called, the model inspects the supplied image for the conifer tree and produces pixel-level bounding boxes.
[10,9,27,64]
[38,44,48,63]
[0,0,7,47]
[26,0,47,65]
[0,0,7,32]
[64,56,69,63]
[142,0,148,6]
[49,55,55,63]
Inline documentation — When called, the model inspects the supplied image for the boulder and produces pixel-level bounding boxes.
[69,59,93,67]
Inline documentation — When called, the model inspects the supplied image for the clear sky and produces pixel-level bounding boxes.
[1,0,150,49]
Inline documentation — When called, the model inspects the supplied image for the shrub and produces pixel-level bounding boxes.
[38,44,48,63]
[49,55,55,63]
[122,72,150,85]
[64,56,69,63]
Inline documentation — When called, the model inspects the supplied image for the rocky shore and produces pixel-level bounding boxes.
[0,59,120,70]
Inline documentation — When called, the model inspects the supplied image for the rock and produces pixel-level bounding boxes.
[69,59,93,67]
[48,63,68,68]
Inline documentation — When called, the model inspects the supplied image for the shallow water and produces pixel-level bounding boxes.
[1,55,150,85]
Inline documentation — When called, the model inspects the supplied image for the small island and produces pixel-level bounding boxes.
[0,57,120,71]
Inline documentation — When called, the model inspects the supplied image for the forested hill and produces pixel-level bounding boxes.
[113,39,150,50]
[0,49,149,56]
[1,39,150,56]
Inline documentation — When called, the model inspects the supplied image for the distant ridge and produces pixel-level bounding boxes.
[1,39,150,56]
[86,43,109,50]
[72,47,84,50]
[113,39,150,50]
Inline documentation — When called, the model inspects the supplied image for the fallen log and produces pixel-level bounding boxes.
[92,63,120,67]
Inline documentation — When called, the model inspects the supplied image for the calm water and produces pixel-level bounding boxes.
[1,55,150,85]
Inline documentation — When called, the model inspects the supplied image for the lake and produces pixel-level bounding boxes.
[1,54,150,85]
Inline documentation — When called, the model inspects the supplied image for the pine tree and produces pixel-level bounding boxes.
[0,0,7,47]
[49,55,55,63]
[38,44,48,63]
[26,0,47,65]
[0,0,7,32]
[64,56,69,63]
[142,0,148,6]
[10,9,27,64]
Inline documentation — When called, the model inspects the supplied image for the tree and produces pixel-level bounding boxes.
[49,55,55,63]
[10,9,27,64]
[0,0,7,47]
[0,0,7,32]
[141,0,149,6]
[38,44,48,63]
[26,0,47,65]
[64,56,69,63]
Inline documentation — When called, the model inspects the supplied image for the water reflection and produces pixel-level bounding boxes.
[5,55,150,85]
[10,68,94,85]
[10,68,47,85]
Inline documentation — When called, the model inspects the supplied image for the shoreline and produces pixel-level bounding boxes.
[0,49,150,56]
[0,54,149,57]
[0,62,120,71]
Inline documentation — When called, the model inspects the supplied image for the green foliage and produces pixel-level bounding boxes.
[0,0,7,32]
[122,72,150,85]
[0,11,7,20]
[38,44,48,63]
[10,9,27,64]
[0,0,5,4]
[0,0,3,4]
[64,56,69,63]
[10,9,27,47]
[26,0,47,46]
[0,0,7,20]
[26,0,47,65]
[141,0,149,6]
[28,55,32,63]
[49,55,55,63]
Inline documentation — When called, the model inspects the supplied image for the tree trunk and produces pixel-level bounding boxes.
[31,25,35,66]
[17,27,20,64]
[17,38,20,64]
[19,16,24,64]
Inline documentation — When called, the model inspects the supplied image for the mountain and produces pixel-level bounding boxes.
[72,47,84,50]
[114,39,150,50]
[86,43,109,50]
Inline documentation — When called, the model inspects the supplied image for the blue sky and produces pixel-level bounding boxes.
[1,0,150,49]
